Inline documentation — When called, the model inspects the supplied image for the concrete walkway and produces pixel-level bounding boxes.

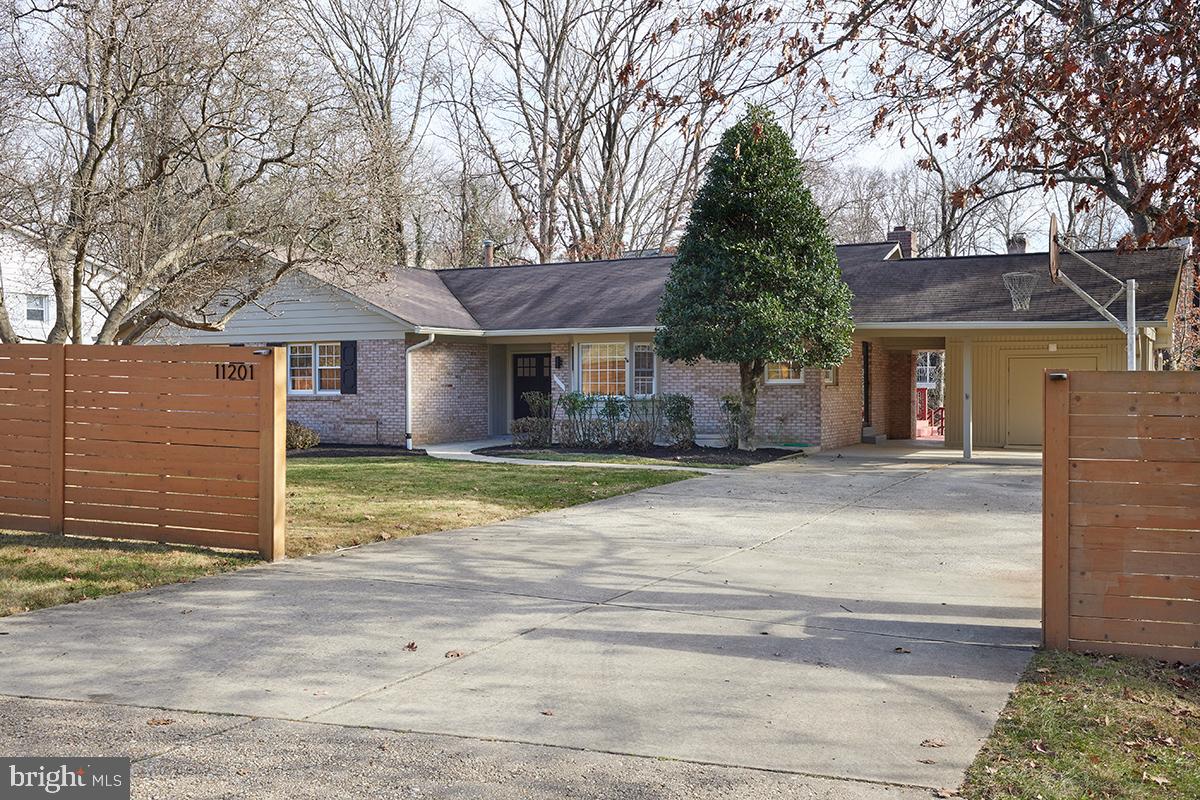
[0,453,1041,798]
[425,436,732,473]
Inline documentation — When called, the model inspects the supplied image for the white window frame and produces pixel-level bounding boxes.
[288,342,342,396]
[823,366,838,385]
[25,294,48,323]
[764,362,806,384]
[578,341,628,397]
[632,343,656,397]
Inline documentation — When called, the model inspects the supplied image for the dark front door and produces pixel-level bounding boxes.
[512,353,551,419]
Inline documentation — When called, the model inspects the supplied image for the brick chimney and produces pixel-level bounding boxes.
[886,226,915,258]
[1006,233,1027,254]
[481,239,494,268]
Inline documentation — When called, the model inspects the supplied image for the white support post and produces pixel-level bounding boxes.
[962,338,973,460]
[1125,279,1137,371]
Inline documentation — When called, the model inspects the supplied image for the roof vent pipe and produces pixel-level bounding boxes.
[1007,233,1027,254]
[482,239,494,268]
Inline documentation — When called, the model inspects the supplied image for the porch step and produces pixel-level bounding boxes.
[861,427,888,445]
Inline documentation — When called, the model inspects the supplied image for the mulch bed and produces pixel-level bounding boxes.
[474,444,797,466]
[287,444,428,459]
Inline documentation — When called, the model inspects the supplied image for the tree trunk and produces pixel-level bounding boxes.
[737,361,761,451]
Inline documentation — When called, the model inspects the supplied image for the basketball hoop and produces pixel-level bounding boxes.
[1003,271,1038,311]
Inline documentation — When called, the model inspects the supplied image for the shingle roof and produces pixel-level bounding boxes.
[321,241,1183,331]
[844,247,1184,325]
[333,267,482,330]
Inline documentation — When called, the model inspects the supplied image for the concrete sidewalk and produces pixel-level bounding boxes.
[0,454,1041,798]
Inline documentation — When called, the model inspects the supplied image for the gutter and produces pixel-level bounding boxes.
[404,333,435,450]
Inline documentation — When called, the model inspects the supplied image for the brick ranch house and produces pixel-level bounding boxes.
[134,229,1187,452]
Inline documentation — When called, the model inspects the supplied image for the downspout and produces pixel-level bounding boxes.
[404,333,435,450]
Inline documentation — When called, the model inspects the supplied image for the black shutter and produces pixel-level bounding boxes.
[340,341,358,394]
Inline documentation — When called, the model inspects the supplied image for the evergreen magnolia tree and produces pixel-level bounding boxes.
[655,106,853,450]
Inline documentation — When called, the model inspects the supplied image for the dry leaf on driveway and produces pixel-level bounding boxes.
[921,739,946,748]
[445,649,466,659]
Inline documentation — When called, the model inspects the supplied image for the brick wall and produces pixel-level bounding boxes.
[549,342,571,409]
[288,338,407,446]
[820,345,865,449]
[884,351,916,439]
[866,341,888,433]
[658,358,822,446]
[410,339,490,445]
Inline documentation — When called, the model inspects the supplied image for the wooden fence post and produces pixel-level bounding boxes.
[48,345,65,534]
[257,347,286,561]
[1042,369,1071,650]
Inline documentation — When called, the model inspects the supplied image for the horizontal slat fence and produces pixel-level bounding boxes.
[0,344,284,560]
[1044,370,1200,663]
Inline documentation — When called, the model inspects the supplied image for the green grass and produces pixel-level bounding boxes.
[1,456,693,615]
[485,449,741,468]
[963,650,1200,799]
[0,534,252,617]
[284,455,694,556]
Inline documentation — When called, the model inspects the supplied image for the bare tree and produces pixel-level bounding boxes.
[0,0,337,344]
[294,0,443,269]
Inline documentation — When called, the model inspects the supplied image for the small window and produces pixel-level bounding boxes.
[288,345,314,393]
[632,344,655,396]
[765,362,805,384]
[580,342,626,395]
[25,294,47,322]
[288,343,341,395]
[824,366,838,385]
[317,343,341,393]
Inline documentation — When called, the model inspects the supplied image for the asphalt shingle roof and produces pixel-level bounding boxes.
[843,247,1183,324]
[321,241,1183,331]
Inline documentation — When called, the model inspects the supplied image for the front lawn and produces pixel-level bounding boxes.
[0,455,694,615]
[284,455,693,556]
[963,650,1200,799]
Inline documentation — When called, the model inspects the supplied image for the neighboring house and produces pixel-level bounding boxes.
[131,227,1188,452]
[0,225,109,343]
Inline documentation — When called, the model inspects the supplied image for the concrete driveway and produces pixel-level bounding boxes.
[0,453,1041,798]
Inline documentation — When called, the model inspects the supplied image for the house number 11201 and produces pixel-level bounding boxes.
[215,362,255,381]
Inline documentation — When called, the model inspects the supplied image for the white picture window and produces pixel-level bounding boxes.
[25,294,47,322]
[765,362,805,384]
[632,344,656,396]
[579,342,626,395]
[289,343,341,394]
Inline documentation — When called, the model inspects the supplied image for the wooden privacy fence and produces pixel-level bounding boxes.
[0,344,285,560]
[1044,370,1200,664]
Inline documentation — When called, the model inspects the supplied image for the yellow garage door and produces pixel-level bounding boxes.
[1006,356,1098,446]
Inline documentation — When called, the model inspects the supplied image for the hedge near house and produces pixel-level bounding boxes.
[654,105,854,449]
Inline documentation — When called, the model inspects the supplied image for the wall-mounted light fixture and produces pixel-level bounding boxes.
[554,356,564,369]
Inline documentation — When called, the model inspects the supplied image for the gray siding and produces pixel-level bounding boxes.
[488,344,507,435]
[144,271,411,344]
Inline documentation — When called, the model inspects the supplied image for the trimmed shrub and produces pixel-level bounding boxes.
[661,393,695,448]
[522,390,553,419]
[286,420,320,450]
[511,416,552,447]
[719,394,743,449]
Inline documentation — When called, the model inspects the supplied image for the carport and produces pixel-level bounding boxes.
[846,243,1184,456]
